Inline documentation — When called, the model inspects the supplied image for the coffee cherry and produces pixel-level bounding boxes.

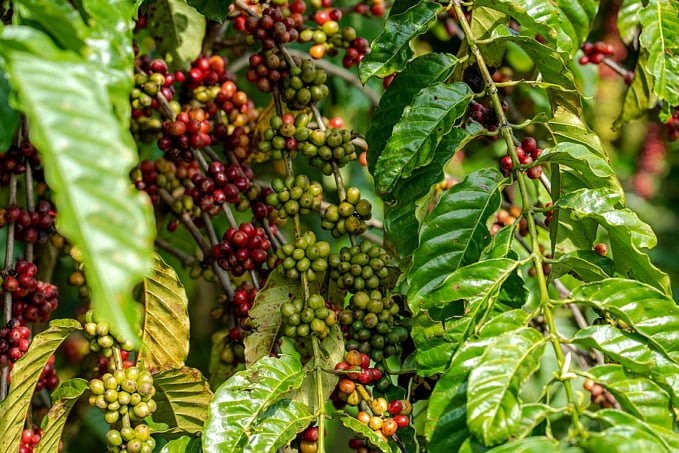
[594,243,608,256]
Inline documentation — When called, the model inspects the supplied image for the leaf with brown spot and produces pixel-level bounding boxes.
[153,367,213,437]
[139,253,190,373]
[35,378,89,453]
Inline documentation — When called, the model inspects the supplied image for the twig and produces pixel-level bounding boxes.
[154,238,196,267]
[158,189,211,253]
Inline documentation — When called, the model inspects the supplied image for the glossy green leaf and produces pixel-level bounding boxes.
[427,341,488,451]
[0,27,155,346]
[374,82,473,195]
[470,7,507,39]
[0,70,19,151]
[537,142,622,196]
[186,0,230,22]
[244,400,314,453]
[591,409,679,450]
[408,168,506,309]
[34,378,89,453]
[617,0,643,44]
[365,53,457,174]
[556,188,670,294]
[159,436,202,453]
[0,320,82,453]
[244,271,298,365]
[359,1,442,83]
[385,126,469,256]
[139,254,190,372]
[13,0,88,54]
[549,250,615,282]
[203,355,306,453]
[513,403,552,440]
[467,327,547,446]
[486,437,580,453]
[148,0,206,71]
[582,423,670,452]
[571,279,679,358]
[153,367,212,436]
[338,411,395,453]
[615,53,657,126]
[638,0,679,114]
[588,365,673,429]
[477,36,577,93]
[481,222,517,260]
[421,258,520,312]
[547,107,605,156]
[411,313,453,376]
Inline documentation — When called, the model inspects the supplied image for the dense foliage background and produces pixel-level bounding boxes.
[1,0,679,452]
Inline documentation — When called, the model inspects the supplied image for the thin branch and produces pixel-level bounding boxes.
[154,238,196,267]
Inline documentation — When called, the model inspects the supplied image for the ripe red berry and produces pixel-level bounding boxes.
[500,155,513,171]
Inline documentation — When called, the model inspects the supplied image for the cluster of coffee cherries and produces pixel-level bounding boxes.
[36,354,59,392]
[281,60,329,110]
[4,260,58,324]
[95,349,135,378]
[321,187,372,238]
[0,319,31,365]
[579,41,614,65]
[465,100,506,139]
[543,202,554,227]
[583,378,617,409]
[243,6,301,50]
[131,66,173,110]
[245,50,290,93]
[281,293,338,338]
[297,425,321,453]
[265,175,322,220]
[82,310,135,358]
[666,107,679,142]
[0,140,41,184]
[20,425,42,453]
[158,108,213,162]
[304,127,358,175]
[328,242,392,293]
[499,136,543,179]
[339,291,405,363]
[355,396,411,441]
[335,350,383,404]
[275,231,330,281]
[0,200,57,244]
[188,161,252,215]
[213,222,272,277]
[259,112,313,160]
[88,366,157,423]
[353,0,387,17]
[185,55,232,91]
[490,205,528,237]
[105,423,155,453]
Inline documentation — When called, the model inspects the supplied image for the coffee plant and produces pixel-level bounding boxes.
[1,0,679,451]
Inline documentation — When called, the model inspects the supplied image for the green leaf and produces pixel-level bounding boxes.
[549,250,615,282]
[582,423,670,452]
[615,53,657,126]
[470,7,507,39]
[159,436,202,453]
[618,0,643,44]
[203,355,307,453]
[513,403,551,440]
[571,279,679,358]
[365,53,457,174]
[244,400,314,453]
[13,0,88,54]
[466,327,547,446]
[0,320,82,453]
[359,1,443,83]
[244,271,298,365]
[186,0,230,22]
[481,222,517,260]
[591,409,679,450]
[338,411,395,453]
[374,82,473,196]
[0,27,155,346]
[420,258,520,312]
[0,70,19,151]
[148,0,207,71]
[486,437,580,453]
[573,325,657,373]
[556,188,670,294]
[638,0,679,112]
[408,168,506,310]
[385,126,470,256]
[139,254,190,372]
[34,378,89,453]
[537,142,622,196]
[547,107,606,156]
[588,365,673,429]
[411,313,453,376]
[153,367,212,436]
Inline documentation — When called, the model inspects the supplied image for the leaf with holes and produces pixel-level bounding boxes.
[153,367,212,436]
[0,320,82,453]
[139,253,190,372]
[359,1,442,83]
[202,355,306,453]
[34,378,89,453]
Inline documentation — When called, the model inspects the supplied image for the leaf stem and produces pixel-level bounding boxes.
[453,0,583,433]
[312,336,327,453]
